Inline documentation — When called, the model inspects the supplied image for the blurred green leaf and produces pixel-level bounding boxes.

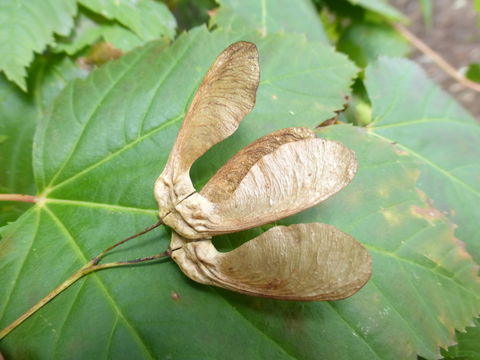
[0,0,77,90]
[465,63,480,83]
[55,1,177,59]
[55,13,144,54]
[443,318,480,359]
[212,0,328,43]
[337,22,410,67]
[346,0,406,21]
[78,0,176,41]
[418,0,433,28]
[366,57,480,265]
[168,0,216,31]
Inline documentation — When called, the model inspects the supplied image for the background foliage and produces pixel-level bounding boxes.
[0,0,479,359]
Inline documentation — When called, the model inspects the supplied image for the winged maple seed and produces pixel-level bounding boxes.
[154,41,372,301]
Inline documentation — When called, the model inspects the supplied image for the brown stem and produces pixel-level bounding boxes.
[92,220,163,264]
[0,221,168,340]
[0,194,36,203]
[393,23,480,92]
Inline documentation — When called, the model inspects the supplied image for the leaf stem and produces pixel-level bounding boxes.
[0,194,36,203]
[393,23,480,93]
[0,221,168,340]
[92,220,164,264]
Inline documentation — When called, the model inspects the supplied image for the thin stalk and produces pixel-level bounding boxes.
[92,220,163,264]
[393,23,480,93]
[0,194,36,203]
[0,221,167,340]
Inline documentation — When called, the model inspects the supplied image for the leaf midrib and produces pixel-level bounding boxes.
[42,29,203,193]
[43,112,184,196]
[0,210,40,320]
[371,118,479,130]
[43,206,156,359]
[366,243,480,299]
[369,131,480,197]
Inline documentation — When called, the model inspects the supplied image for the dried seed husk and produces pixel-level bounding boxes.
[166,127,357,239]
[171,223,372,301]
[155,41,260,221]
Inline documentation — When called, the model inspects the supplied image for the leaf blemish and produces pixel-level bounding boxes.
[381,209,402,226]
[410,205,443,225]
[449,226,476,262]
[411,190,445,225]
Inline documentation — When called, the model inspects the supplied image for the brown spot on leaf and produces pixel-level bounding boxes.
[171,291,181,301]
[77,42,123,71]
[411,189,445,225]
[449,224,471,259]
[410,205,443,225]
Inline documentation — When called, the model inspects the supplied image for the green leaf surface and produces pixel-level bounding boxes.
[0,76,36,225]
[0,0,77,90]
[345,0,406,21]
[1,26,479,359]
[443,318,480,359]
[337,22,410,68]
[32,56,89,114]
[55,13,144,54]
[78,0,176,41]
[170,0,216,31]
[212,0,328,43]
[365,57,480,264]
[0,56,87,227]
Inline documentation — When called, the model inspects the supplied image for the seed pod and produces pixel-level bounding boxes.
[155,41,260,231]
[171,223,371,301]
[155,41,371,300]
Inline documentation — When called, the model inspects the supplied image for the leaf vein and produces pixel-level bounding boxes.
[326,303,382,360]
[212,288,298,360]
[369,132,480,197]
[43,207,156,359]
[45,46,150,188]
[0,210,40,321]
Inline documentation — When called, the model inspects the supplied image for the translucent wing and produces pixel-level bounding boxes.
[171,223,371,300]
[169,127,357,238]
[155,41,260,218]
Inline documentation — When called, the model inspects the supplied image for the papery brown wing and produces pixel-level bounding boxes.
[154,41,260,218]
[173,41,260,173]
[171,223,372,300]
[178,128,358,236]
[201,127,316,202]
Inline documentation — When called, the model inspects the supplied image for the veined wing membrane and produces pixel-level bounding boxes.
[182,128,358,236]
[155,41,260,218]
[171,223,371,300]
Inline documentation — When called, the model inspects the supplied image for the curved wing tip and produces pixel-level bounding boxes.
[231,41,258,50]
